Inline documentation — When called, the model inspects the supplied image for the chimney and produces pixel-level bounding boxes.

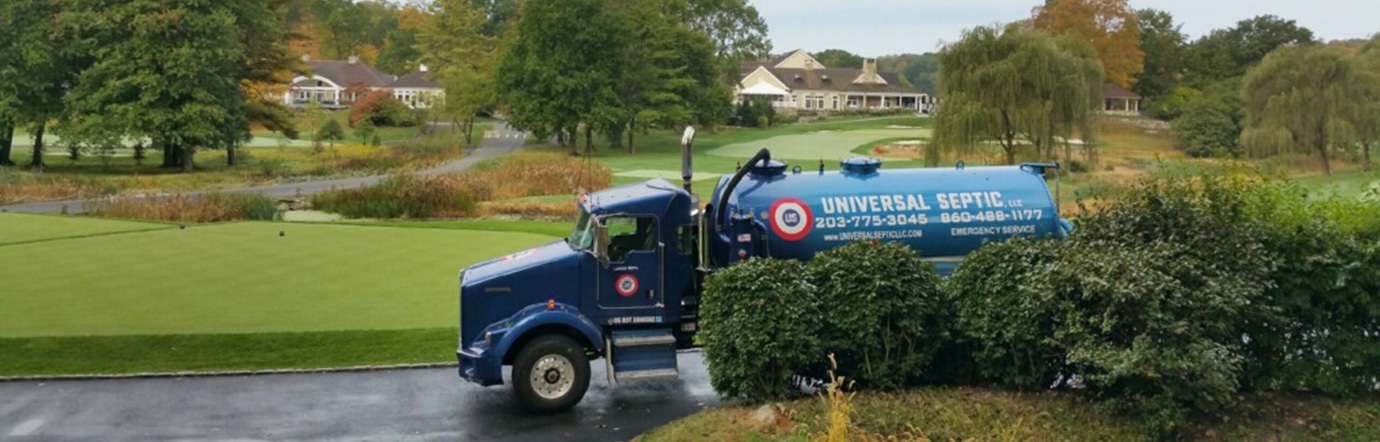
[863,59,876,75]
[348,54,359,64]
[419,64,428,73]
[805,59,815,71]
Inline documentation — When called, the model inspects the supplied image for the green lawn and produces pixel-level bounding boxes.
[0,220,556,337]
[0,213,172,245]
[1290,168,1380,200]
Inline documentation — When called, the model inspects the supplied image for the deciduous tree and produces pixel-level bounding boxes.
[62,0,246,173]
[935,25,1103,165]
[0,0,82,169]
[1032,0,1143,88]
[678,0,771,81]
[813,49,864,69]
[1134,9,1186,100]
[1242,44,1375,176]
[418,0,498,146]
[1184,15,1315,87]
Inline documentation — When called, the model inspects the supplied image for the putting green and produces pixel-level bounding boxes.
[709,128,933,161]
[0,221,556,337]
[0,213,171,245]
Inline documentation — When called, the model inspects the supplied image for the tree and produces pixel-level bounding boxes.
[418,0,498,146]
[935,24,1104,165]
[225,0,303,166]
[1242,44,1375,176]
[1173,99,1239,157]
[496,0,631,155]
[1355,35,1380,171]
[613,0,730,152]
[1134,9,1186,101]
[0,0,82,169]
[318,118,345,147]
[1184,15,1315,87]
[466,0,519,37]
[1032,0,1143,88]
[324,0,370,59]
[353,118,376,145]
[813,49,864,69]
[677,0,772,81]
[62,0,246,173]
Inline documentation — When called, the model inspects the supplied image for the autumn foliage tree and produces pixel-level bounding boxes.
[1032,0,1143,88]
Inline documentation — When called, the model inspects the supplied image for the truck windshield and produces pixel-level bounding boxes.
[569,208,594,250]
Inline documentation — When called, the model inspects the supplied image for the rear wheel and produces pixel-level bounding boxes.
[512,334,590,413]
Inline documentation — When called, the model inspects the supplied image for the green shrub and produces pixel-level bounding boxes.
[699,258,823,401]
[808,242,946,389]
[1239,183,1380,395]
[949,237,1066,389]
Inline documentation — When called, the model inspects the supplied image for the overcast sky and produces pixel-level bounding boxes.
[751,0,1379,57]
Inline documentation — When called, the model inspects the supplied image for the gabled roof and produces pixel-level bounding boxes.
[308,59,395,88]
[392,71,442,89]
[761,67,923,95]
[1102,83,1141,99]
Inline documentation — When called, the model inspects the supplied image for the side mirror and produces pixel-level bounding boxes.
[593,218,610,266]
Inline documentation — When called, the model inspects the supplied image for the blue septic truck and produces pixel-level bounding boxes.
[457,128,1072,412]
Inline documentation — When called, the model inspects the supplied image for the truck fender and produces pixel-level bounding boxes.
[492,302,605,362]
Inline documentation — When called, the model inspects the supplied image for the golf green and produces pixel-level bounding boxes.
[0,221,557,337]
[709,128,933,161]
[0,213,172,245]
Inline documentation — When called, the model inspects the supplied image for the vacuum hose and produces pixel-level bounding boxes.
[715,148,771,232]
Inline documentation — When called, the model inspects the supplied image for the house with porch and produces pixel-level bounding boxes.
[737,50,933,113]
[285,54,444,110]
[1101,83,1142,115]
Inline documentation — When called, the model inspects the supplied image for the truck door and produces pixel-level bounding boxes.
[598,215,663,311]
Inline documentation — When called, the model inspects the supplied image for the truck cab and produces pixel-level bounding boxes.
[457,179,701,412]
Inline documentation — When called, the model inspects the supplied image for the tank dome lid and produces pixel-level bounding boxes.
[750,159,787,177]
[839,157,882,174]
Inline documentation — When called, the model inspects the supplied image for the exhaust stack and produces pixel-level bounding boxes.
[680,126,696,193]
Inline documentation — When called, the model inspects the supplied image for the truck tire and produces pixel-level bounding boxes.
[512,334,590,413]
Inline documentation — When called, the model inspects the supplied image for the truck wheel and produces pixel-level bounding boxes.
[512,334,590,413]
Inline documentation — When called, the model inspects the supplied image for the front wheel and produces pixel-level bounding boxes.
[512,334,590,413]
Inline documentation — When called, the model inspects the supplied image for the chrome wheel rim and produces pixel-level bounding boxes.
[530,354,575,400]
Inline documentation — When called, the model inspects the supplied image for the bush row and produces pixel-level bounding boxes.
[700,171,1380,435]
[87,193,277,223]
[700,241,948,401]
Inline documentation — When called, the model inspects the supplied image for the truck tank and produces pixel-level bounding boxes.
[709,157,1072,274]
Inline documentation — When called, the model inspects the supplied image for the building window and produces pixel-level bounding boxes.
[832,96,839,110]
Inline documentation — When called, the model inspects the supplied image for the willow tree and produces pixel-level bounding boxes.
[934,24,1103,166]
[1242,44,1377,176]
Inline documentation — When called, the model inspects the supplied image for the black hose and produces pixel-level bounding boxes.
[716,148,771,232]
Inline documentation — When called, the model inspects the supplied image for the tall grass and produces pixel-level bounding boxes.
[0,173,106,205]
[312,151,611,220]
[87,193,278,223]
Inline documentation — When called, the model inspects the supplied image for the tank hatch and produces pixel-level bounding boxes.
[750,159,787,177]
[840,157,882,174]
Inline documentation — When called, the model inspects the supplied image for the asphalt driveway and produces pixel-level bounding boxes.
[0,351,718,441]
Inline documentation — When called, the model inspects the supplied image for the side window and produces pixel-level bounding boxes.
[678,225,696,256]
[605,216,657,262]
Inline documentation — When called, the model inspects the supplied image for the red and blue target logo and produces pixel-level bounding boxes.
[615,274,639,297]
[769,197,813,241]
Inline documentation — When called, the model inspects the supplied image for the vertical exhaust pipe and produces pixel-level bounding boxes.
[680,126,696,193]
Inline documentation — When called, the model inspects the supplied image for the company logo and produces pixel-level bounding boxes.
[615,274,639,297]
[770,197,814,241]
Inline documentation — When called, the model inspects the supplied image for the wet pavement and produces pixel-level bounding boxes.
[0,351,719,441]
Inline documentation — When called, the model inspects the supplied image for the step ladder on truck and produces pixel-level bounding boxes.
[456,127,1073,412]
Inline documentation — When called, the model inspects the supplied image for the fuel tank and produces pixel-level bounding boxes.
[708,157,1072,273]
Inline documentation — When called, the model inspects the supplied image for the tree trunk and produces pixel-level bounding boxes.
[0,121,13,166]
[463,115,474,146]
[1000,111,1017,165]
[182,146,195,173]
[29,123,46,169]
[627,119,635,154]
[227,144,237,166]
[161,142,181,169]
[1364,142,1372,171]
[1316,124,1331,177]
[584,125,593,155]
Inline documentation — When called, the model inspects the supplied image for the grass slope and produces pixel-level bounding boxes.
[0,213,172,245]
[642,388,1380,441]
[0,221,555,337]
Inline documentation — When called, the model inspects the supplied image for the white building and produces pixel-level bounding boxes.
[737,50,933,113]
[285,55,443,110]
